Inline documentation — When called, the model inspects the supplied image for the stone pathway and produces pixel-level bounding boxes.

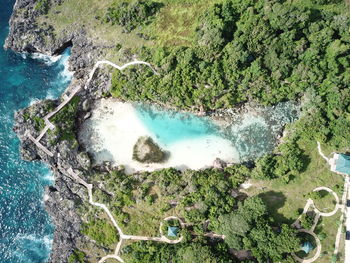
[65,168,183,263]
[291,171,342,262]
[25,59,159,158]
[317,141,329,163]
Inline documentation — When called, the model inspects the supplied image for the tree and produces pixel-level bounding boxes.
[238,196,267,223]
[244,222,300,262]
[177,243,219,263]
[196,2,237,52]
[252,154,277,180]
[217,213,250,249]
[105,1,162,32]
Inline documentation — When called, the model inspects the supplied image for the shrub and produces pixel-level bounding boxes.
[105,1,162,32]
[81,219,119,247]
[67,250,85,263]
[51,96,80,142]
[35,0,50,14]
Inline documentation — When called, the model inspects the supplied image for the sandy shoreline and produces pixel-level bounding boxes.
[79,98,239,174]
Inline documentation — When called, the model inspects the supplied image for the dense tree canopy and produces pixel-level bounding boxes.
[105,0,161,32]
[111,0,350,149]
[217,196,300,262]
[121,241,232,263]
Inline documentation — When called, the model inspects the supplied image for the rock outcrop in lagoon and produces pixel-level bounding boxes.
[132,136,168,163]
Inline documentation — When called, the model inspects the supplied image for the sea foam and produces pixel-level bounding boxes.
[31,52,61,66]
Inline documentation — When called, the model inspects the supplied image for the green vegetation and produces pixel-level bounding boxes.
[245,142,345,262]
[217,196,300,261]
[83,165,300,262]
[119,196,299,262]
[294,232,317,260]
[300,213,316,230]
[35,0,50,14]
[67,250,86,263]
[32,116,45,131]
[122,240,231,262]
[81,218,119,247]
[50,96,80,143]
[23,100,55,132]
[252,139,304,183]
[110,0,350,114]
[309,190,337,213]
[88,165,247,237]
[105,0,162,32]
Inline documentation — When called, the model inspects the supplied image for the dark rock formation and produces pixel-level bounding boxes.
[213,158,227,169]
[132,136,168,163]
[4,0,107,81]
[13,99,88,263]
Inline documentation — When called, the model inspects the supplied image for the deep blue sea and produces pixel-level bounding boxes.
[0,1,71,262]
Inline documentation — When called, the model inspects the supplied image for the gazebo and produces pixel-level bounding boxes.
[167,226,178,237]
[301,241,314,254]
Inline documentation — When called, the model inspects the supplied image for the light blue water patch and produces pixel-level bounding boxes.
[136,104,221,145]
[136,102,299,162]
[0,1,72,262]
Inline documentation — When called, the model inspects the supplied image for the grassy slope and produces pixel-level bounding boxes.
[39,0,224,62]
[117,184,186,237]
[77,208,119,262]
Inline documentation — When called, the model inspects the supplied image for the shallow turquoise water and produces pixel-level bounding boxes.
[136,102,298,161]
[136,104,220,145]
[0,1,71,262]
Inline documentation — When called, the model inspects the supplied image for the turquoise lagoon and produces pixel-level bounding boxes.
[82,100,298,174]
[0,1,298,261]
[136,102,298,162]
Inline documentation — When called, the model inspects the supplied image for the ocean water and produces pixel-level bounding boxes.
[0,1,72,262]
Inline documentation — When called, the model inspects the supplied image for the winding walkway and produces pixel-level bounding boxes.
[291,152,343,263]
[25,59,183,262]
[317,142,349,260]
[25,59,159,159]
[65,168,182,263]
[317,141,329,163]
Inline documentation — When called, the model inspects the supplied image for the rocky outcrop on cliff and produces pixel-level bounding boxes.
[5,0,62,53]
[6,0,114,257]
[5,0,104,80]
[14,98,86,262]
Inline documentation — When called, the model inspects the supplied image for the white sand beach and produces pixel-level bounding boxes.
[79,98,239,174]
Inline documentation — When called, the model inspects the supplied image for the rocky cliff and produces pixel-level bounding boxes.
[6,0,116,262]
